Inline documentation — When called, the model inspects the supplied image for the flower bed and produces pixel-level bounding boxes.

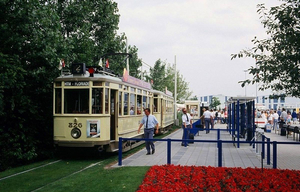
[137,165,300,192]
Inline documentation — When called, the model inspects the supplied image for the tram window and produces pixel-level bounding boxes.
[147,97,150,108]
[55,82,61,87]
[64,89,89,114]
[131,88,135,92]
[119,92,122,115]
[92,88,103,114]
[154,98,158,112]
[143,96,147,111]
[105,82,110,86]
[130,93,136,115]
[119,85,122,89]
[105,88,109,114]
[143,90,147,95]
[55,88,62,114]
[137,89,141,94]
[137,95,142,115]
[124,93,129,115]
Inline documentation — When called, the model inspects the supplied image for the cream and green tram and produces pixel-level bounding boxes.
[152,90,174,133]
[53,63,174,152]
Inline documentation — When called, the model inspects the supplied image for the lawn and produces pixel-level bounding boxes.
[0,125,180,192]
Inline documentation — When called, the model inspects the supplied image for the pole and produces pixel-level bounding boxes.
[167,138,171,165]
[174,55,177,121]
[244,70,247,97]
[126,37,129,74]
[141,62,143,80]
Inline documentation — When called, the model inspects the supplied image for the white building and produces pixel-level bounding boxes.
[199,94,300,111]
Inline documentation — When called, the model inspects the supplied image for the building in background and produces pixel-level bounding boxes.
[199,94,300,111]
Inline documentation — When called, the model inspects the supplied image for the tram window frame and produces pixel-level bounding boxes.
[92,88,103,114]
[124,92,129,115]
[105,88,109,114]
[137,95,142,115]
[55,88,62,114]
[64,89,89,114]
[130,93,136,115]
[119,92,122,116]
[131,87,136,92]
[154,98,158,112]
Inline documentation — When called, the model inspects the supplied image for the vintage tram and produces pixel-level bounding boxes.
[53,63,174,152]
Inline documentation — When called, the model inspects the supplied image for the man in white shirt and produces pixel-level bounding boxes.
[201,109,212,134]
[273,111,279,131]
[280,108,288,122]
[181,108,192,146]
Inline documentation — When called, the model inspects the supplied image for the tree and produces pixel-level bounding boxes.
[162,63,192,103]
[0,0,138,170]
[189,96,198,100]
[147,59,166,91]
[231,1,300,97]
[0,0,63,170]
[210,97,221,109]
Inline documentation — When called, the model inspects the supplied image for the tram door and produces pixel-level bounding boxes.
[110,89,117,141]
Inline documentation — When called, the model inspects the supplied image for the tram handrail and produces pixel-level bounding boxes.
[118,136,300,169]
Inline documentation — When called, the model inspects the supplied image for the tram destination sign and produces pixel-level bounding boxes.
[65,81,89,86]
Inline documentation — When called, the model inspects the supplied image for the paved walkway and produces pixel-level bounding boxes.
[113,124,300,170]
[264,127,300,170]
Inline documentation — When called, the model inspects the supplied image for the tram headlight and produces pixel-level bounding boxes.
[71,128,81,139]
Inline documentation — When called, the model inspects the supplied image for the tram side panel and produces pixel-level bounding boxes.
[53,116,110,147]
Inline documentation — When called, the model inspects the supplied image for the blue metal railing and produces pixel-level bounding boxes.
[118,135,300,169]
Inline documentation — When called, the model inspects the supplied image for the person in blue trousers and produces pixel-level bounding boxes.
[138,108,159,155]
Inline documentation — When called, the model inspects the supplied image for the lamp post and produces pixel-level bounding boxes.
[244,70,248,97]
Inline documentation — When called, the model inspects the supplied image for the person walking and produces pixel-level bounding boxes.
[273,110,279,132]
[201,109,212,134]
[138,108,159,155]
[280,108,288,122]
[292,109,297,124]
[181,108,192,146]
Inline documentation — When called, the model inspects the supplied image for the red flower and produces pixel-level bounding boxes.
[137,165,300,192]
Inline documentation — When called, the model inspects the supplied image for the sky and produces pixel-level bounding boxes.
[116,0,281,98]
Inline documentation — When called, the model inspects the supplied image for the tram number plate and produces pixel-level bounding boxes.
[69,123,82,128]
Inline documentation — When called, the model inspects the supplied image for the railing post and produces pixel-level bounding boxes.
[167,138,171,165]
[118,137,123,166]
[273,141,277,169]
[267,138,270,165]
[262,135,265,159]
[217,129,220,141]
[252,138,255,149]
[218,140,222,167]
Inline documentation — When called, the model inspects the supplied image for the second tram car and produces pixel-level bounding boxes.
[53,63,174,152]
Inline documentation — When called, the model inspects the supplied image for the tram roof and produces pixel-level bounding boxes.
[226,96,256,104]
